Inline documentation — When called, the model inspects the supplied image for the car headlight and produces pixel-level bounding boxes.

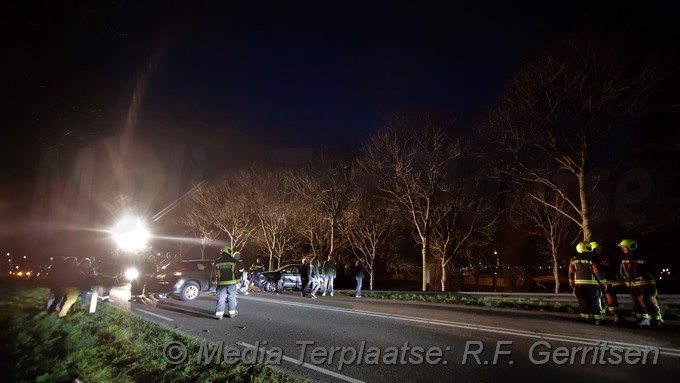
[124,267,139,281]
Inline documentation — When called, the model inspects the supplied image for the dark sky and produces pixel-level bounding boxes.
[2,1,587,166]
[4,1,675,170]
[1,1,678,261]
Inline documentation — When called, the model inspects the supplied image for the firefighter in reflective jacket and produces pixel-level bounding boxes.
[591,241,624,323]
[249,258,266,289]
[618,239,662,328]
[211,246,243,319]
[569,242,607,325]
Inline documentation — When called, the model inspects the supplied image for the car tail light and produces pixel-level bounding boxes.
[172,268,186,276]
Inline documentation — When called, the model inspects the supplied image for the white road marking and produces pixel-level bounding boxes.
[135,308,175,321]
[241,295,680,358]
[237,341,365,383]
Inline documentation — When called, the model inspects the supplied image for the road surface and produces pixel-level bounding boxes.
[104,285,680,383]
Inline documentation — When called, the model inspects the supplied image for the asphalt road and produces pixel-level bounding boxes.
[104,285,680,383]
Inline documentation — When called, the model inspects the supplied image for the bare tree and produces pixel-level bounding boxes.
[511,187,573,293]
[362,114,460,291]
[187,177,257,252]
[486,34,656,242]
[238,166,301,270]
[289,153,356,261]
[343,188,400,290]
[295,203,330,261]
[180,200,219,259]
[430,178,498,291]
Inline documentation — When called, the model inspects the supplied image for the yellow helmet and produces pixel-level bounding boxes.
[618,239,638,251]
[576,242,593,253]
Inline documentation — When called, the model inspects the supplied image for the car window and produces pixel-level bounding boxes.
[161,262,181,270]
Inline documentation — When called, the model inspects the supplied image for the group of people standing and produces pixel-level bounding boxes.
[299,255,339,298]
[299,256,367,298]
[46,256,98,317]
[569,238,663,328]
[210,245,368,319]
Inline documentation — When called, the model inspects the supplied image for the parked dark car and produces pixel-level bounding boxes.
[146,260,214,301]
[260,263,303,292]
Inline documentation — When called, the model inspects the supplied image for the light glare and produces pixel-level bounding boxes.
[112,217,150,251]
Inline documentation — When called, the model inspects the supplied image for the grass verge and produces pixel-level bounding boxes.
[0,286,302,383]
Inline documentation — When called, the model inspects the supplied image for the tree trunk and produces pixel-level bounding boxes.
[329,217,335,258]
[552,252,560,294]
[577,171,592,242]
[440,257,446,292]
[421,239,428,291]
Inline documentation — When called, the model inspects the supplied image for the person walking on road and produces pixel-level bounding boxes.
[300,258,311,297]
[309,257,321,298]
[569,242,607,325]
[619,239,663,328]
[354,260,365,298]
[211,246,243,319]
[322,255,337,296]
[129,254,156,302]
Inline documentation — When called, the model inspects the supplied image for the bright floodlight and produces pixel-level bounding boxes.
[112,217,150,251]
[124,267,139,281]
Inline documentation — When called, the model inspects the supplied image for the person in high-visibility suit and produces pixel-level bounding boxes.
[211,246,243,319]
[129,254,156,302]
[249,258,266,290]
[618,239,662,328]
[591,241,625,323]
[569,242,607,325]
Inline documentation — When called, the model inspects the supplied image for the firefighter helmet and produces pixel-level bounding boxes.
[590,241,602,253]
[618,239,638,251]
[576,242,593,253]
[222,246,233,255]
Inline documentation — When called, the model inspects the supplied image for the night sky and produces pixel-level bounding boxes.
[1,1,678,262]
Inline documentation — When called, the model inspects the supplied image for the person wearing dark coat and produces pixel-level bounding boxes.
[58,257,89,317]
[46,257,66,313]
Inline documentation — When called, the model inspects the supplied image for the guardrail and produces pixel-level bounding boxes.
[359,290,680,305]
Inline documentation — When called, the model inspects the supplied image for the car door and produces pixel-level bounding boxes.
[281,265,300,288]
[194,261,213,292]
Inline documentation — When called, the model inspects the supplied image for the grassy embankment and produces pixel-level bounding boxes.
[0,285,301,383]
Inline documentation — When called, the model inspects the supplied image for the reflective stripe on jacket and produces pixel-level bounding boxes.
[569,255,604,286]
[212,254,241,285]
[621,256,656,287]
